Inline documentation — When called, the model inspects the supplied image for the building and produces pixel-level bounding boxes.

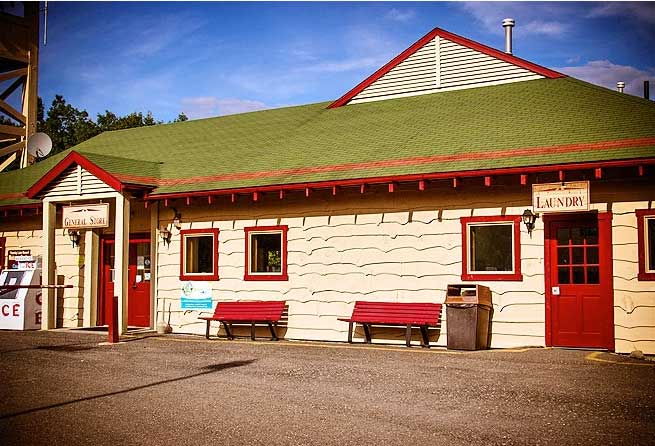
[1,25,654,353]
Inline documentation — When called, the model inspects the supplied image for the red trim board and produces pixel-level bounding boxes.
[328,27,565,108]
[26,151,124,198]
[144,158,653,202]
[137,137,655,188]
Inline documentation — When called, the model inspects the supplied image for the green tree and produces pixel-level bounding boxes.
[173,112,188,122]
[42,95,100,156]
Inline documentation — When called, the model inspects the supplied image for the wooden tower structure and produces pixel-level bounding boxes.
[0,2,39,171]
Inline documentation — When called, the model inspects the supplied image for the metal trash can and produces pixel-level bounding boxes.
[445,284,492,350]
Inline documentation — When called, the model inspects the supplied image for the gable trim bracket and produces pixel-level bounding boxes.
[327,27,566,109]
[26,151,125,199]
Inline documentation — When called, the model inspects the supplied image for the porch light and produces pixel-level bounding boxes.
[521,209,538,237]
[160,226,172,245]
[172,208,182,230]
[68,229,81,248]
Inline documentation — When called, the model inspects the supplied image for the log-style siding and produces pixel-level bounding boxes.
[1,181,652,353]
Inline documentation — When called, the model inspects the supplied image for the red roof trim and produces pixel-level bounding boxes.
[137,136,655,188]
[144,158,654,201]
[328,27,565,109]
[26,151,124,198]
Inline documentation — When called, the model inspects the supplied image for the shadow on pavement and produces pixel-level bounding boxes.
[0,359,256,420]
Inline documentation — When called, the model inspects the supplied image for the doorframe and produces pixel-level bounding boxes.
[98,233,151,327]
[543,211,615,350]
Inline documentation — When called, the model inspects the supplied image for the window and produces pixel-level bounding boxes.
[637,210,655,281]
[460,216,522,281]
[180,229,219,281]
[244,225,288,281]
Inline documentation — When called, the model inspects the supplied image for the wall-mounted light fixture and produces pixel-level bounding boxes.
[522,209,538,237]
[172,208,182,230]
[160,226,172,246]
[68,229,81,248]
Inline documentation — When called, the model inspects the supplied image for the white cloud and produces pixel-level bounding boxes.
[459,2,570,36]
[587,3,655,25]
[295,57,384,74]
[123,14,207,58]
[554,60,655,97]
[385,8,416,23]
[180,97,269,119]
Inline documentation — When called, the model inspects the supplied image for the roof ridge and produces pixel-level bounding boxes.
[561,77,655,107]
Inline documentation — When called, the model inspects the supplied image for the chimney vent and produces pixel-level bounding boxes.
[617,82,625,93]
[502,18,515,54]
[644,80,650,100]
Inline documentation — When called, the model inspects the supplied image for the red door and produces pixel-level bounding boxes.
[544,213,614,350]
[99,237,151,327]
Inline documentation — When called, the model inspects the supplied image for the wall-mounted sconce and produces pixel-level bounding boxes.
[522,209,538,237]
[172,208,182,230]
[160,226,172,246]
[68,229,81,248]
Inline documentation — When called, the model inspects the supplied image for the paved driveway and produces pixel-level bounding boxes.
[0,330,653,446]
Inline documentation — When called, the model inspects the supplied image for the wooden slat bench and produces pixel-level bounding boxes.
[199,301,286,341]
[338,301,442,348]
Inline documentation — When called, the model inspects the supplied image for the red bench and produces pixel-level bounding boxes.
[199,301,286,341]
[338,301,442,348]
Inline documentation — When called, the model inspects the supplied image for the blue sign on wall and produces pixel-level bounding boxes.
[180,281,213,310]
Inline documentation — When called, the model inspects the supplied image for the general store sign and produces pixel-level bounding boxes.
[533,181,589,213]
[62,203,109,229]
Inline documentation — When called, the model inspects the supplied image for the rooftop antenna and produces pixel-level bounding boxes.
[42,1,48,46]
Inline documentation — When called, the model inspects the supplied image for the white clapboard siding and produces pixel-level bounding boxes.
[39,165,114,199]
[351,38,437,101]
[349,36,544,105]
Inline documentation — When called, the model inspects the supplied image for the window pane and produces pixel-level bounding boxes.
[648,219,655,271]
[572,247,584,265]
[572,267,585,284]
[557,248,569,265]
[586,247,599,265]
[185,235,213,274]
[251,233,282,273]
[584,227,598,245]
[557,228,569,245]
[587,267,599,284]
[558,267,570,284]
[470,224,513,272]
[571,228,583,245]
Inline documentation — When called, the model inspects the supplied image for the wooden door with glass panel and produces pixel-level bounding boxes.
[545,214,613,350]
[99,237,151,327]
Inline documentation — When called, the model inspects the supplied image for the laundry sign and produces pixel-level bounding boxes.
[533,181,589,213]
[62,203,110,229]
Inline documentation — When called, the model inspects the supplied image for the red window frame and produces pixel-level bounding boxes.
[179,228,219,281]
[460,215,523,281]
[0,237,5,270]
[244,225,289,281]
[637,209,655,281]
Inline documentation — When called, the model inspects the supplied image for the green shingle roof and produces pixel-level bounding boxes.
[1,77,654,207]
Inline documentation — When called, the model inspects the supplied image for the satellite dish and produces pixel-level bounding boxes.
[27,132,53,158]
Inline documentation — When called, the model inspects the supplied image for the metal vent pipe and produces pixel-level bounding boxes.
[502,18,515,54]
[645,80,650,100]
[617,82,625,93]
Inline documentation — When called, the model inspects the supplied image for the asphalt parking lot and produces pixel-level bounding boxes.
[0,330,653,446]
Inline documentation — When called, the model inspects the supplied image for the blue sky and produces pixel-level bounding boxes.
[7,1,655,121]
